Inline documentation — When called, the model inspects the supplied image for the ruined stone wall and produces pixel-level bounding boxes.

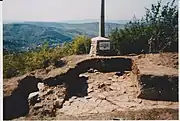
[131,56,178,101]
[3,57,132,120]
[89,40,97,56]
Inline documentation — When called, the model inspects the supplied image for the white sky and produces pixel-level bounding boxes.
[3,0,178,22]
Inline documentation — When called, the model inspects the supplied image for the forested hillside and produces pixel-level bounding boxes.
[3,22,124,52]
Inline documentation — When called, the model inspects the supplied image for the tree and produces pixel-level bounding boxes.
[109,0,178,55]
[71,36,91,54]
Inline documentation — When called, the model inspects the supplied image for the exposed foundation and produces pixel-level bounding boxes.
[3,55,179,120]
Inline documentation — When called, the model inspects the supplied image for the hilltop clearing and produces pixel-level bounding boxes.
[3,53,178,120]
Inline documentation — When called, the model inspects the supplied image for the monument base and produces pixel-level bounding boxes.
[89,36,112,56]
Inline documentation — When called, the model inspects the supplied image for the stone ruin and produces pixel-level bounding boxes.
[3,55,178,120]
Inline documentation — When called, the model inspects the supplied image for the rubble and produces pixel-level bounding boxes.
[28,92,39,100]
[28,84,66,117]
[108,77,112,80]
[28,91,39,105]
[115,72,123,76]
[87,68,94,73]
[94,69,98,73]
[37,83,45,91]
[3,53,178,120]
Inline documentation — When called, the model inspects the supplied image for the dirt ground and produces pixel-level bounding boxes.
[55,71,178,120]
[4,52,179,120]
[17,70,178,120]
[135,52,178,69]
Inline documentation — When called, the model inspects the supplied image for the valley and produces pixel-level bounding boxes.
[3,22,125,52]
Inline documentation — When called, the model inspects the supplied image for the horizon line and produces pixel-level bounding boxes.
[3,19,130,24]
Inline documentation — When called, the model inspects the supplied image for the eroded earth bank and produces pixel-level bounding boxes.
[3,53,179,120]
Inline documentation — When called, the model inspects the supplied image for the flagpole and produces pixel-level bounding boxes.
[100,0,105,37]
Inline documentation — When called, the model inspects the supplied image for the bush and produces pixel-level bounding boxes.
[3,36,91,78]
[109,0,178,55]
[71,36,91,54]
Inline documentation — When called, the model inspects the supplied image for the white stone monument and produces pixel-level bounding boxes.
[89,0,111,56]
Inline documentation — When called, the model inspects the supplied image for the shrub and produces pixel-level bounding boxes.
[3,36,91,78]
[71,36,91,54]
[109,0,178,55]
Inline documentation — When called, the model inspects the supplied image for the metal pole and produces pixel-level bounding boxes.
[100,0,105,37]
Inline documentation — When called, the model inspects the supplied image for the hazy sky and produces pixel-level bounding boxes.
[3,0,178,22]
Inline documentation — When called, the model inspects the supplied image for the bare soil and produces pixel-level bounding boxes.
[3,52,179,120]
[136,52,178,69]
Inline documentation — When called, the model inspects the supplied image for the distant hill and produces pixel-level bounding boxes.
[3,22,125,52]
[59,19,129,24]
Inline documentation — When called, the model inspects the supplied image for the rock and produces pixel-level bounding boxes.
[122,76,126,79]
[138,100,143,104]
[37,97,41,102]
[69,100,74,104]
[113,75,119,79]
[46,97,51,100]
[98,83,105,88]
[84,74,89,78]
[112,78,118,82]
[108,77,112,80]
[85,95,92,99]
[119,76,123,79]
[37,83,44,91]
[64,101,71,106]
[110,86,117,90]
[28,84,67,117]
[71,96,77,100]
[28,92,39,105]
[94,69,98,73]
[79,74,83,77]
[28,92,39,100]
[88,88,94,93]
[88,68,94,73]
[130,84,135,87]
[129,105,136,108]
[115,72,123,76]
[56,90,66,98]
[124,71,131,73]
[39,89,52,98]
[52,96,57,100]
[54,100,62,108]
[113,117,123,120]
[46,65,55,70]
[58,98,65,103]
[98,94,106,100]
[104,81,111,85]
[76,97,86,103]
[33,103,43,110]
[79,74,89,78]
[95,72,100,75]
